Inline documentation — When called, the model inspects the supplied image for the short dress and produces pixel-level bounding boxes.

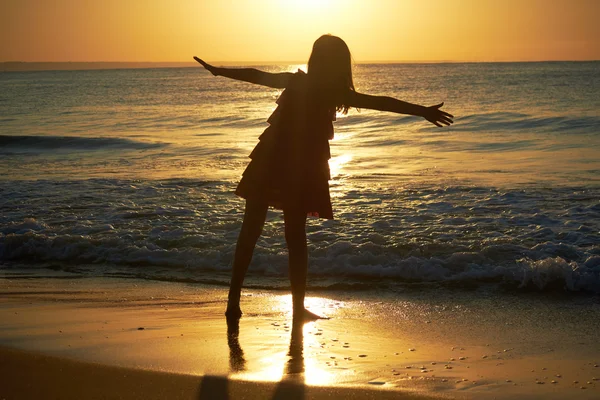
[234,71,336,219]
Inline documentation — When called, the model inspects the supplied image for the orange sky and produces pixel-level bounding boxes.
[1,0,599,62]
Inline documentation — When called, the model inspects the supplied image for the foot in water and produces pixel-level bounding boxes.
[225,294,242,320]
[226,307,327,321]
[294,308,329,321]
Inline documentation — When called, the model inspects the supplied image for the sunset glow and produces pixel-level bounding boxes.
[1,0,599,62]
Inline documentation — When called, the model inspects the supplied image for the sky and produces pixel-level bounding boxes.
[1,0,599,63]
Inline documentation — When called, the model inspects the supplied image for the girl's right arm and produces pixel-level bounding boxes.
[346,91,453,127]
[194,57,293,89]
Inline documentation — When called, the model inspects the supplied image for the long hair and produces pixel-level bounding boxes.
[307,35,355,114]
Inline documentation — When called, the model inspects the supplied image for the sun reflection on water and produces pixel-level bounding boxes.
[273,294,345,317]
[329,153,353,179]
[301,321,335,386]
[228,296,347,385]
[287,64,307,73]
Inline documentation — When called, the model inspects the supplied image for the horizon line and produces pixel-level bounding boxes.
[2,59,600,64]
[2,59,598,72]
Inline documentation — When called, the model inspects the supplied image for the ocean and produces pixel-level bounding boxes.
[1,62,599,294]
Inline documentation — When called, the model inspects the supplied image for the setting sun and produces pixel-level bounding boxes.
[1,0,598,62]
[280,0,332,11]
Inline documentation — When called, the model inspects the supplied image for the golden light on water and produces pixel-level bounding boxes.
[254,354,286,381]
[229,296,344,386]
[301,321,335,386]
[329,153,353,178]
[273,294,345,317]
[286,64,307,73]
[255,295,343,386]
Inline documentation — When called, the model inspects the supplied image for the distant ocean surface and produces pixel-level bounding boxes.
[1,62,599,293]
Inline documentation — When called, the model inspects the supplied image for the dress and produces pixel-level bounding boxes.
[234,71,336,219]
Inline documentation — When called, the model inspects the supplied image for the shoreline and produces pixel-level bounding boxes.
[1,276,599,399]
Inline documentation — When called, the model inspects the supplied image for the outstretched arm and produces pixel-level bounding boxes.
[346,91,453,127]
[194,57,293,89]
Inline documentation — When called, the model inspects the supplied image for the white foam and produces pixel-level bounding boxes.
[1,180,599,293]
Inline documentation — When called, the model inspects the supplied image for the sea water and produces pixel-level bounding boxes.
[1,62,599,293]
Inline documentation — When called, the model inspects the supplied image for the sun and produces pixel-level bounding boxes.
[281,0,332,12]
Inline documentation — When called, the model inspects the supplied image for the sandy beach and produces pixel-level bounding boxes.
[1,275,599,399]
[0,346,435,400]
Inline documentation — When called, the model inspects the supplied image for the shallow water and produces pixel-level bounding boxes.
[1,62,599,293]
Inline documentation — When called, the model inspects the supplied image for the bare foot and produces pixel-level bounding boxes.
[226,291,242,320]
[225,298,242,319]
[293,308,328,322]
[225,305,242,320]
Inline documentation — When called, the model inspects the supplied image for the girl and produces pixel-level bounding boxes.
[194,35,453,321]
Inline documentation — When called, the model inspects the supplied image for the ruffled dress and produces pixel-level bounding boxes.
[235,71,336,219]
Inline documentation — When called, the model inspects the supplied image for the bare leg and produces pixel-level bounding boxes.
[284,208,324,321]
[226,199,268,319]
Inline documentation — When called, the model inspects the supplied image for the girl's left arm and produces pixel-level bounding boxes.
[346,91,453,127]
[194,57,293,89]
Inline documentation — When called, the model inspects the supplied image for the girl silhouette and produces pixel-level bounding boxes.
[194,35,453,321]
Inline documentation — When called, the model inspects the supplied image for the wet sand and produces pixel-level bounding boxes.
[0,346,438,400]
[1,276,599,399]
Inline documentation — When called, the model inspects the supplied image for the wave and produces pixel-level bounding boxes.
[2,227,599,294]
[1,179,598,295]
[0,135,167,151]
[451,112,600,134]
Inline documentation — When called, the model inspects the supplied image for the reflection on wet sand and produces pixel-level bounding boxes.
[226,316,306,399]
[226,317,246,373]
[285,319,304,375]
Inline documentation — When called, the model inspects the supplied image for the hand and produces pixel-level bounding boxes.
[422,102,454,127]
[193,56,219,76]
